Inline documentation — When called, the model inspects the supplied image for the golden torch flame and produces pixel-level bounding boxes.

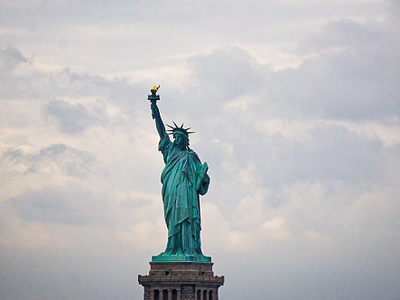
[150,85,160,93]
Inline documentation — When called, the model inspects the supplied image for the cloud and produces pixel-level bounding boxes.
[116,220,166,252]
[7,184,111,226]
[188,46,265,99]
[1,143,96,179]
[45,100,107,134]
[0,47,29,75]
[268,18,400,120]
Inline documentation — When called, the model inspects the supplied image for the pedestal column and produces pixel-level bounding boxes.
[168,289,173,300]
[149,289,154,300]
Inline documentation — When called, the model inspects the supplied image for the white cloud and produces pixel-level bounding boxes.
[116,220,166,252]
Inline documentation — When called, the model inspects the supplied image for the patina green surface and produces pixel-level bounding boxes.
[148,87,211,263]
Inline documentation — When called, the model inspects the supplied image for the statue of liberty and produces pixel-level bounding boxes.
[149,86,211,262]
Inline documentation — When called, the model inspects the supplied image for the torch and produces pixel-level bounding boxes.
[148,85,160,119]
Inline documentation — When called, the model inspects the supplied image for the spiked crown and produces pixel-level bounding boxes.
[166,121,195,137]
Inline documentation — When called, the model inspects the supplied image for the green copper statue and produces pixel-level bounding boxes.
[148,86,211,262]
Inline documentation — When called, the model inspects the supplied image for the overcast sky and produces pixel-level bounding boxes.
[1,0,400,299]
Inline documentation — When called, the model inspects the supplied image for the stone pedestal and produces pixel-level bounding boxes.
[138,262,224,300]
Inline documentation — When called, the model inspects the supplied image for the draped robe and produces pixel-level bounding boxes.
[159,134,209,255]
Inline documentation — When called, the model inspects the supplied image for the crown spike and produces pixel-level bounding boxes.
[166,122,196,137]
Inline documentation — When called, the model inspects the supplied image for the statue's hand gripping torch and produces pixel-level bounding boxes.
[148,85,161,119]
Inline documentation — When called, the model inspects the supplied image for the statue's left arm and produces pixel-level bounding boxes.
[196,162,210,195]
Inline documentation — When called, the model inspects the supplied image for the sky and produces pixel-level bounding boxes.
[1,0,400,299]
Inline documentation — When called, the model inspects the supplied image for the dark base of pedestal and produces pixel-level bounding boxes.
[138,262,224,300]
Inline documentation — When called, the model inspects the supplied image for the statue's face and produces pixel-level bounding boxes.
[173,132,188,148]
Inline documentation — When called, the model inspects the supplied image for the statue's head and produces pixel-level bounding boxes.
[167,122,194,149]
[173,131,189,148]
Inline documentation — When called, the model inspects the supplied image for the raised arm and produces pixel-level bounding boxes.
[151,101,166,139]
